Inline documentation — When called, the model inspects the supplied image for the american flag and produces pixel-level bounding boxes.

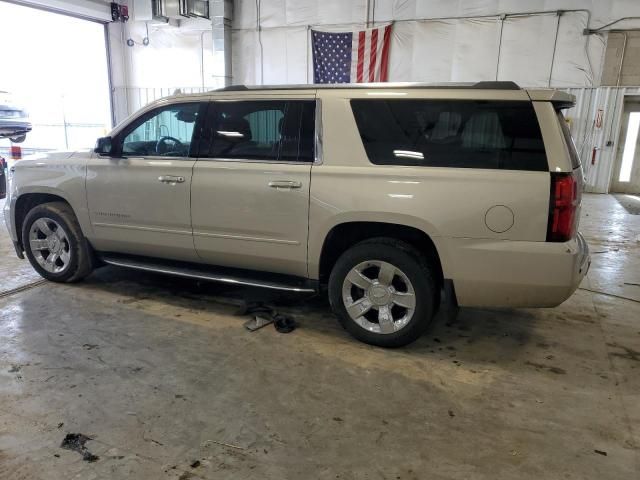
[311,24,392,84]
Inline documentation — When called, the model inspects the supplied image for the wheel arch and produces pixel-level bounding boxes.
[316,221,446,289]
[14,192,74,250]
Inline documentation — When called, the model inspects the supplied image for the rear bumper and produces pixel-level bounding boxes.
[449,233,590,308]
[0,119,32,137]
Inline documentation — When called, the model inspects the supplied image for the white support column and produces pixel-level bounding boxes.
[211,0,233,87]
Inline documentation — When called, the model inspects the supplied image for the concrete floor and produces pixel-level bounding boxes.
[0,194,639,479]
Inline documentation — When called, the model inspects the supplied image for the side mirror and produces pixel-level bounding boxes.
[94,136,113,155]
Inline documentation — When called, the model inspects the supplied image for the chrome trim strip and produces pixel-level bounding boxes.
[194,157,312,165]
[192,231,300,245]
[314,97,323,166]
[93,223,193,236]
[102,257,316,293]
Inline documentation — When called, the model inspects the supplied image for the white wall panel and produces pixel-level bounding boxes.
[288,0,367,26]
[391,18,499,83]
[232,29,258,85]
[552,11,594,86]
[403,20,455,84]
[261,27,309,84]
[233,0,368,28]
[258,0,286,28]
[232,0,639,87]
[498,14,557,87]
[385,20,413,81]
[450,19,500,82]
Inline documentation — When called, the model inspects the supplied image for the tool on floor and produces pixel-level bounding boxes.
[236,301,298,333]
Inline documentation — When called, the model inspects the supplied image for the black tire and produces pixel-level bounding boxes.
[328,238,437,348]
[22,202,94,283]
[10,134,26,143]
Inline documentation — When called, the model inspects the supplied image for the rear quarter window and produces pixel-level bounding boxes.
[556,110,581,169]
[350,99,548,171]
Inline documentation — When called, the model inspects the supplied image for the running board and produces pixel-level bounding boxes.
[100,254,317,293]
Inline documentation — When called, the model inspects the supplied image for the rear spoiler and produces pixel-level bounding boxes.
[526,89,575,109]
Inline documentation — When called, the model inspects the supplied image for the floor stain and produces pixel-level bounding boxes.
[524,361,567,375]
[60,433,99,463]
[607,343,640,362]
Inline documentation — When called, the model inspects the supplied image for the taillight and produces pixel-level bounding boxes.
[547,172,580,242]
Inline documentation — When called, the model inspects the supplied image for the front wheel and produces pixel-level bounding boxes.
[22,202,94,283]
[328,238,437,348]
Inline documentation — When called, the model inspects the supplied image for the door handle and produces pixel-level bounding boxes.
[158,175,185,184]
[268,180,302,189]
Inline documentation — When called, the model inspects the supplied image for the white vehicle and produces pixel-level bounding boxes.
[4,81,590,347]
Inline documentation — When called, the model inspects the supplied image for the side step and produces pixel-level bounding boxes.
[100,253,317,293]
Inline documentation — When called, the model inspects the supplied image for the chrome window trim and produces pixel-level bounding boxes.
[121,155,192,162]
[194,157,312,166]
[314,97,323,166]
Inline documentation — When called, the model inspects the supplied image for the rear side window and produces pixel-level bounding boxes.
[556,110,581,169]
[350,100,548,171]
[198,100,315,162]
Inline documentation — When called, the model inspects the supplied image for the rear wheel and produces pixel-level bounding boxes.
[328,238,437,347]
[22,202,93,283]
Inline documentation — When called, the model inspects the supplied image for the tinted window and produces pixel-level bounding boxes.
[199,100,315,162]
[557,110,581,169]
[121,103,201,157]
[351,100,547,171]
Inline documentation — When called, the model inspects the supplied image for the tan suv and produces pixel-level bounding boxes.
[3,81,590,347]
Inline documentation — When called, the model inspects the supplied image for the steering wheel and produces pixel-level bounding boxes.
[155,136,182,155]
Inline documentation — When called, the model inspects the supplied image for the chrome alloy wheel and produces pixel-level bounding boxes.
[28,218,71,274]
[342,260,416,334]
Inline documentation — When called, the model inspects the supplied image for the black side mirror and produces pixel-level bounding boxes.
[94,136,113,155]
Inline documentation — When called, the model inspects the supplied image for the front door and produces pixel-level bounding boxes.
[86,101,205,261]
[611,99,640,194]
[191,98,316,277]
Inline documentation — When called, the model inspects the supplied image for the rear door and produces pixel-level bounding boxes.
[191,96,316,277]
[86,100,205,261]
[611,99,640,194]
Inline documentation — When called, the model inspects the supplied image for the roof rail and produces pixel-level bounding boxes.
[214,85,249,92]
[212,81,521,92]
[472,81,521,90]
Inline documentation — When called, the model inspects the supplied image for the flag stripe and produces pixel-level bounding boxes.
[379,25,391,82]
[356,30,366,82]
[369,28,378,82]
[375,28,385,81]
[350,33,359,82]
[362,30,371,81]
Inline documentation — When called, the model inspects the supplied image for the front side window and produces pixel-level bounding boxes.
[198,100,315,162]
[351,100,547,171]
[121,103,201,157]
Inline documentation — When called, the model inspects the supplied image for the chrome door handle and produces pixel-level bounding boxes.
[158,175,185,184]
[268,180,302,189]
